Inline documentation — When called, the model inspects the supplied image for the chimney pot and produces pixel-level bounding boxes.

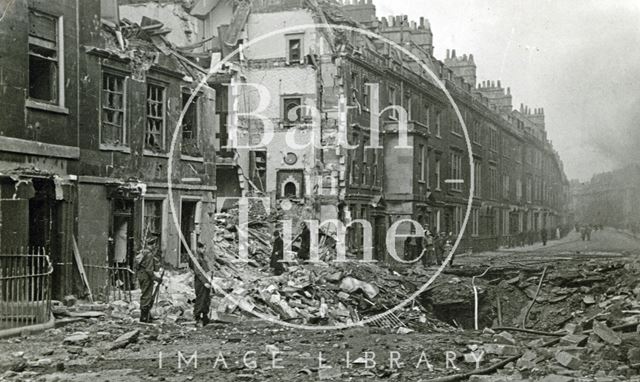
[452,49,456,58]
[420,17,425,29]
[446,49,450,59]
[497,80,501,88]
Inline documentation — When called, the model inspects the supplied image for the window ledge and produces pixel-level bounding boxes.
[26,99,69,115]
[100,145,130,153]
[180,155,204,163]
[143,150,169,158]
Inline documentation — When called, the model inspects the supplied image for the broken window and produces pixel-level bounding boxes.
[181,92,200,156]
[287,36,302,63]
[102,72,126,146]
[28,10,60,104]
[283,97,302,125]
[146,83,165,151]
[143,199,163,252]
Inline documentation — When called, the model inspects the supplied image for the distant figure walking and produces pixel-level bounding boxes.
[541,228,548,246]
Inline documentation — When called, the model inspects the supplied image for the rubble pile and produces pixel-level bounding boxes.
[484,258,640,332]
[110,209,453,331]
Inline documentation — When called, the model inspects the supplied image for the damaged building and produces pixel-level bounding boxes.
[0,0,572,304]
[0,0,220,300]
[162,0,570,256]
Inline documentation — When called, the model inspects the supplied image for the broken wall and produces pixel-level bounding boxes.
[119,2,204,48]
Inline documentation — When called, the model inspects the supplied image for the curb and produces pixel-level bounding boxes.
[0,314,55,340]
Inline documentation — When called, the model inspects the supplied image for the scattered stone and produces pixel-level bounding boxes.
[564,323,583,335]
[11,351,24,358]
[62,332,89,345]
[527,338,546,348]
[318,367,342,380]
[555,351,583,370]
[494,331,516,345]
[483,343,520,356]
[63,295,77,307]
[628,348,640,367]
[538,375,575,382]
[593,321,622,345]
[397,327,414,334]
[559,334,588,347]
[516,350,537,370]
[36,358,52,366]
[468,375,514,382]
[583,295,596,305]
[482,328,495,335]
[109,329,140,350]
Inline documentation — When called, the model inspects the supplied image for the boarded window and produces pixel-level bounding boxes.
[146,84,165,151]
[102,73,126,145]
[28,10,59,103]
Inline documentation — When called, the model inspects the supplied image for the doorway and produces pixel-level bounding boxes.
[180,199,200,265]
[109,199,134,289]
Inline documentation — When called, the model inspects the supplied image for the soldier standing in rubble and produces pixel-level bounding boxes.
[270,230,285,275]
[297,222,311,261]
[135,248,162,323]
[189,242,212,327]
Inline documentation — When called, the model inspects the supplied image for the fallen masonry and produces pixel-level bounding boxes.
[2,223,640,381]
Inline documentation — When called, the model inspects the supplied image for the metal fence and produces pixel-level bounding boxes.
[84,262,135,303]
[0,248,53,330]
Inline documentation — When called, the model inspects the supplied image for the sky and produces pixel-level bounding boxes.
[376,0,640,181]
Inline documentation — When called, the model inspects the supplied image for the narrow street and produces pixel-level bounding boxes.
[2,229,639,382]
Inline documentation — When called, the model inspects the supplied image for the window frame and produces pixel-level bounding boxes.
[474,160,481,198]
[435,157,441,191]
[281,95,304,126]
[145,82,167,152]
[100,70,128,148]
[285,33,304,65]
[418,144,425,183]
[180,89,201,157]
[141,195,168,255]
[26,9,66,112]
[449,152,463,191]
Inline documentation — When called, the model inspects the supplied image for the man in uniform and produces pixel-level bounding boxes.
[270,230,285,275]
[190,242,212,326]
[297,222,310,261]
[136,248,162,323]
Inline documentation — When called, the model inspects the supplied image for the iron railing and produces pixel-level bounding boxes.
[0,248,53,330]
[84,262,134,303]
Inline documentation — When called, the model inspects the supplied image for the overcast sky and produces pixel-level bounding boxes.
[376,0,640,181]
